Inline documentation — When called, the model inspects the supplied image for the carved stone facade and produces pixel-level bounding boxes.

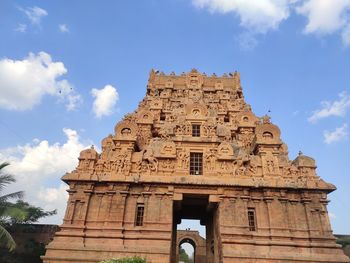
[43,69,349,263]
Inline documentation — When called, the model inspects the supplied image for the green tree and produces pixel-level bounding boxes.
[0,162,25,251]
[0,162,56,252]
[7,200,56,224]
[179,247,191,263]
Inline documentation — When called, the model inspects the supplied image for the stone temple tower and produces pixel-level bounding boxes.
[43,69,349,263]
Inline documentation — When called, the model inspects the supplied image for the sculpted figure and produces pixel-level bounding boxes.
[161,159,174,170]
[247,163,257,175]
[266,160,275,173]
[143,148,158,173]
[141,160,149,173]
[236,165,246,176]
[177,151,189,169]
[205,151,216,171]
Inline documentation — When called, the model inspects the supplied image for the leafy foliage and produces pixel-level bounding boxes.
[0,162,56,253]
[4,200,56,225]
[0,162,25,251]
[99,256,146,263]
[179,247,193,263]
[336,237,350,248]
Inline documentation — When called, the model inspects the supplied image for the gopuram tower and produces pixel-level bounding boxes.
[43,69,349,263]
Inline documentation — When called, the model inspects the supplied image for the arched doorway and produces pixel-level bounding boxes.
[176,230,206,263]
[178,238,195,263]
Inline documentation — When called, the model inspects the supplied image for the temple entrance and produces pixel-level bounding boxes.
[177,229,207,263]
[178,238,195,263]
[170,194,220,263]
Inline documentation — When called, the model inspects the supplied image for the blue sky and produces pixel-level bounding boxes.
[0,0,349,240]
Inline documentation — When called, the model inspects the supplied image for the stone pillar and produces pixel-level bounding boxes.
[104,190,116,226]
[263,194,273,235]
[301,195,312,238]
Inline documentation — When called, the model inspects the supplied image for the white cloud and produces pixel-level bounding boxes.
[0,52,81,111]
[37,183,69,221]
[308,92,350,123]
[296,0,350,34]
[323,124,348,144]
[0,128,92,224]
[19,6,48,25]
[192,0,295,33]
[14,23,27,33]
[91,85,119,118]
[59,24,69,33]
[296,0,350,46]
[192,0,350,47]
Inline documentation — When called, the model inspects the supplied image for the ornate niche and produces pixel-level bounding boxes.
[137,110,154,125]
[165,79,174,88]
[217,142,235,160]
[150,99,163,110]
[185,103,208,121]
[77,146,99,175]
[160,89,172,99]
[186,69,204,89]
[114,121,138,141]
[236,111,258,149]
[255,116,282,146]
[261,151,280,176]
[292,153,317,178]
[185,104,208,121]
[236,110,259,128]
[159,141,177,158]
[101,135,115,160]
[214,80,224,90]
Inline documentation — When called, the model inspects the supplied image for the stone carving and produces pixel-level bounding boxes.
[137,111,154,124]
[175,122,191,136]
[137,126,152,150]
[217,142,234,160]
[186,69,204,89]
[204,150,216,171]
[160,159,175,171]
[114,121,137,141]
[77,146,98,171]
[255,121,282,145]
[238,127,255,149]
[150,99,163,109]
[202,120,216,137]
[48,69,346,263]
[142,148,158,173]
[160,141,177,158]
[112,151,131,174]
[262,152,280,175]
[177,150,189,169]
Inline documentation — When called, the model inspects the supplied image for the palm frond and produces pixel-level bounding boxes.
[0,191,24,203]
[0,224,16,251]
[0,174,16,192]
[0,162,10,170]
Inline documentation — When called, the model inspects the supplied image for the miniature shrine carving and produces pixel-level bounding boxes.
[44,69,349,263]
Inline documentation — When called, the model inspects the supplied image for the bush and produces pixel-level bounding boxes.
[99,256,146,263]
